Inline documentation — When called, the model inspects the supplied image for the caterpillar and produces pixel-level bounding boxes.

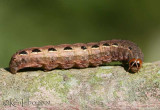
[9,40,144,74]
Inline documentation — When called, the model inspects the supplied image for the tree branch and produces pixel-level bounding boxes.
[0,62,160,109]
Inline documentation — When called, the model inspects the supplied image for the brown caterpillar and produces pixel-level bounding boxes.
[9,40,144,74]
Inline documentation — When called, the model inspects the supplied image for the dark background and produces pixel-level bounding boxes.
[0,0,160,67]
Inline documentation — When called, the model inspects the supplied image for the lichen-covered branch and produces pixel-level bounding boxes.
[0,62,160,109]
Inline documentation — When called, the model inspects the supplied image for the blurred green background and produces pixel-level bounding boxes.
[0,0,160,67]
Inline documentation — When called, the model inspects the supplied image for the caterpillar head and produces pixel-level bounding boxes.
[128,58,142,73]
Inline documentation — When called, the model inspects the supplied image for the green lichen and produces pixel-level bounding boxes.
[88,74,103,84]
[26,71,73,102]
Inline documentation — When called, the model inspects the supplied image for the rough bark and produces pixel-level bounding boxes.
[0,62,160,110]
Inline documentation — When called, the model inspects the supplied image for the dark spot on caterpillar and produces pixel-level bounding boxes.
[48,48,57,52]
[129,47,132,50]
[112,43,118,46]
[32,49,41,53]
[19,51,27,55]
[81,46,87,50]
[103,43,110,46]
[64,46,72,50]
[92,45,99,48]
